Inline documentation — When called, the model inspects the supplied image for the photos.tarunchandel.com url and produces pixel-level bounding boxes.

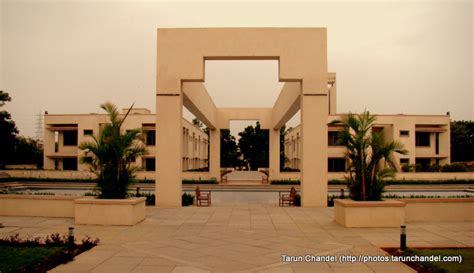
[281,254,463,264]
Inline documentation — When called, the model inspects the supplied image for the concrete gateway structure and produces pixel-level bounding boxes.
[156,28,330,207]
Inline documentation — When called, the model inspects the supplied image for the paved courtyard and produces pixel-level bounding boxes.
[0,205,472,273]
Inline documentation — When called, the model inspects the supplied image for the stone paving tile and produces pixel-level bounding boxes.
[0,205,470,273]
[131,265,175,273]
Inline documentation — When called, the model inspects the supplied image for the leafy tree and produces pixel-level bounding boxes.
[13,136,43,167]
[0,91,18,165]
[279,125,286,171]
[238,122,269,170]
[0,91,12,107]
[450,121,474,162]
[192,117,209,135]
[332,111,407,201]
[220,129,240,167]
[79,102,147,199]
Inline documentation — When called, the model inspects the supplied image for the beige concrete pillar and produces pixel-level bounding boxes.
[300,95,328,207]
[269,129,280,180]
[209,129,220,180]
[43,129,55,170]
[156,94,183,207]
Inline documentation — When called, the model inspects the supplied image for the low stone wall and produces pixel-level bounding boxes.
[395,172,474,181]
[75,197,146,226]
[402,198,474,222]
[272,172,474,181]
[334,199,405,228]
[4,170,96,180]
[4,170,474,181]
[0,195,77,218]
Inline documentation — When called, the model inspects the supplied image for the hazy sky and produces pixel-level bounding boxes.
[1,0,473,138]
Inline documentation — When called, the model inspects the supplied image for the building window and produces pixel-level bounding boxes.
[63,131,78,146]
[63,158,78,170]
[328,158,345,172]
[373,127,384,134]
[400,158,409,165]
[145,130,156,146]
[400,130,409,137]
[145,158,156,171]
[84,129,93,136]
[435,133,439,154]
[415,132,430,147]
[328,131,342,146]
[416,158,431,167]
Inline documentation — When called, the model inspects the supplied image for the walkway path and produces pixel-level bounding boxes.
[1,205,472,273]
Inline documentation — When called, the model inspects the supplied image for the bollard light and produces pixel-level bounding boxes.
[136,187,141,197]
[340,189,345,199]
[68,227,75,251]
[400,225,406,251]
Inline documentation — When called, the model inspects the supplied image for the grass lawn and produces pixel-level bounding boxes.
[409,248,474,273]
[0,245,67,273]
[385,248,474,273]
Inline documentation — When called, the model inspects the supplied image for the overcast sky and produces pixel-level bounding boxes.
[1,0,473,138]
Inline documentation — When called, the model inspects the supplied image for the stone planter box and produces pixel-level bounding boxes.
[0,194,77,218]
[75,197,146,226]
[334,199,405,228]
[401,198,474,222]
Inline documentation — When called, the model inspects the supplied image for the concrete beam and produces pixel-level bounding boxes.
[272,82,301,129]
[216,107,273,129]
[182,82,217,129]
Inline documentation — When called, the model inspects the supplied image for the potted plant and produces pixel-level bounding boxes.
[331,111,408,227]
[75,102,148,225]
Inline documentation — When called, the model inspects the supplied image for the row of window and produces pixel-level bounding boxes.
[328,131,434,147]
[62,130,156,146]
[55,157,156,171]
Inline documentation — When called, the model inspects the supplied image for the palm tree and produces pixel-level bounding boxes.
[332,111,407,201]
[79,102,147,199]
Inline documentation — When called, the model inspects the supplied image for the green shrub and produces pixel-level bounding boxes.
[441,162,469,172]
[182,179,217,184]
[415,164,425,172]
[293,194,301,206]
[182,192,194,206]
[426,164,441,172]
[401,164,412,172]
[270,179,300,185]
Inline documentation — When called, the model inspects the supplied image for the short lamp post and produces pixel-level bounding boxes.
[68,227,75,251]
[400,225,406,251]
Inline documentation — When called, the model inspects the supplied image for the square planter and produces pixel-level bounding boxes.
[75,197,146,226]
[334,199,405,228]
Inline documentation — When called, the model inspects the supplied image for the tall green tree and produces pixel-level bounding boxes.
[451,121,474,162]
[279,125,287,171]
[79,102,147,199]
[0,91,18,165]
[238,122,269,170]
[192,117,209,135]
[13,136,43,167]
[220,129,240,167]
[332,111,407,201]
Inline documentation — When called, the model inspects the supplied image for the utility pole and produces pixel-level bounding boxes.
[35,110,44,141]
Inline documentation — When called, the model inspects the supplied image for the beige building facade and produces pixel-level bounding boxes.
[43,108,209,172]
[285,114,451,172]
